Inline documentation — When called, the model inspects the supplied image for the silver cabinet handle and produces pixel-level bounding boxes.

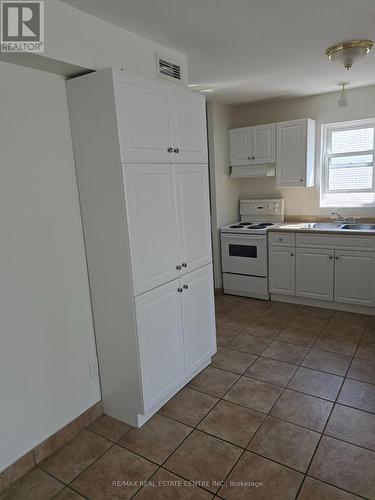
[167,147,173,153]
[177,287,183,293]
[335,256,339,260]
[183,284,189,289]
[176,265,182,270]
[290,253,294,257]
[174,148,180,153]
[182,263,187,268]
[329,256,333,260]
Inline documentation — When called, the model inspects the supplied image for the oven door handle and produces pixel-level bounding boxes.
[221,234,266,241]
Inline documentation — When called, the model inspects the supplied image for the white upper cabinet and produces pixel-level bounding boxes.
[123,164,180,295]
[115,74,172,163]
[334,250,375,307]
[230,128,251,165]
[181,265,216,376]
[168,87,208,163]
[296,248,334,301]
[175,164,212,275]
[253,124,276,164]
[230,124,275,166]
[115,72,207,164]
[135,278,186,413]
[276,118,315,187]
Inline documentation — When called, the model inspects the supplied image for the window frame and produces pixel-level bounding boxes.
[320,119,375,208]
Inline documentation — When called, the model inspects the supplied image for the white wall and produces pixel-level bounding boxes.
[0,1,188,473]
[230,85,375,218]
[207,102,241,287]
[44,0,187,79]
[0,62,101,472]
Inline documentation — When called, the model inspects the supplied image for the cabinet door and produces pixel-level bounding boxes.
[135,279,186,412]
[115,73,172,163]
[181,265,216,376]
[296,248,334,301]
[269,246,295,295]
[230,128,252,165]
[253,124,275,164]
[334,250,375,307]
[123,164,180,295]
[175,164,212,275]
[276,119,307,187]
[168,87,208,163]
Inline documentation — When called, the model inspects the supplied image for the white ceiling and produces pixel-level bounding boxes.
[61,0,375,104]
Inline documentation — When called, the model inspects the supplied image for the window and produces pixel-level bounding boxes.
[321,119,375,207]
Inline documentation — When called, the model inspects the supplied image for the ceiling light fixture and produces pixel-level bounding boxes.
[325,40,374,70]
[338,83,349,107]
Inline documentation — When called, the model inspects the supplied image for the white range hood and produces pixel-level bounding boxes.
[230,165,276,178]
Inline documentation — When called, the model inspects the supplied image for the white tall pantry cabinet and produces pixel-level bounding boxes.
[66,69,216,427]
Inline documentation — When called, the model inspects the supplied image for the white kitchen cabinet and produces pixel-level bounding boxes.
[253,124,276,164]
[67,68,214,427]
[135,279,186,413]
[269,246,295,295]
[115,73,207,164]
[123,164,180,295]
[276,119,315,187]
[181,265,216,375]
[175,164,211,275]
[334,250,375,307]
[296,248,334,301]
[230,124,275,166]
[168,87,208,163]
[115,73,171,163]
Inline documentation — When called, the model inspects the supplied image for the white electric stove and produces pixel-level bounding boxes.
[221,198,285,299]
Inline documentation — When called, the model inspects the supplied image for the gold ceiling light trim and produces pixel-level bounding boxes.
[325,40,374,70]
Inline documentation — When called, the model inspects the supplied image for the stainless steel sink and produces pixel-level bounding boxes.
[340,224,375,231]
[312,223,342,229]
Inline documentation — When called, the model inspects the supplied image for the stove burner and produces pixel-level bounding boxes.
[247,223,274,230]
[229,225,243,228]
[239,222,252,225]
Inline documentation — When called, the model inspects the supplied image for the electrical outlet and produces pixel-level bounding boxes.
[89,359,99,378]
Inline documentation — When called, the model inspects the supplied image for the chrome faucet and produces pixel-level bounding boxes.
[331,211,357,224]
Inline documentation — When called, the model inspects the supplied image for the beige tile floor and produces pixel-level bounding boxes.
[2,294,375,499]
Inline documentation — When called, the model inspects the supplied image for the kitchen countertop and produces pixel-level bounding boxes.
[268,222,375,236]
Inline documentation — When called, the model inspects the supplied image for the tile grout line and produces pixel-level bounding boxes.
[293,312,371,499]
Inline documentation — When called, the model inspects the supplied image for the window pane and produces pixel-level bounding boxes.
[328,165,373,191]
[331,128,374,154]
[330,154,373,166]
[322,191,375,207]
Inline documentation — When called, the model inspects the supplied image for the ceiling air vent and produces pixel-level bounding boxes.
[156,54,184,84]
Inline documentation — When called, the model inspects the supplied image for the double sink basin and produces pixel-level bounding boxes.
[278,222,375,233]
[313,223,375,231]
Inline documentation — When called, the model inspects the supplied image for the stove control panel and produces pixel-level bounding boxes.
[240,199,285,218]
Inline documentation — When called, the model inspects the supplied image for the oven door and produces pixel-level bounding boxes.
[221,233,267,277]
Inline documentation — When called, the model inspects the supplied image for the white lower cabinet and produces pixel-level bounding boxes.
[269,232,375,311]
[269,246,295,295]
[135,264,216,414]
[135,279,186,413]
[181,265,216,376]
[334,250,375,307]
[296,248,334,301]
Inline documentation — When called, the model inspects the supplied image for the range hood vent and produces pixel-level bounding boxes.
[230,165,276,178]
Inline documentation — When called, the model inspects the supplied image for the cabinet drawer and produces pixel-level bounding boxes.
[296,233,375,251]
[269,232,296,247]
